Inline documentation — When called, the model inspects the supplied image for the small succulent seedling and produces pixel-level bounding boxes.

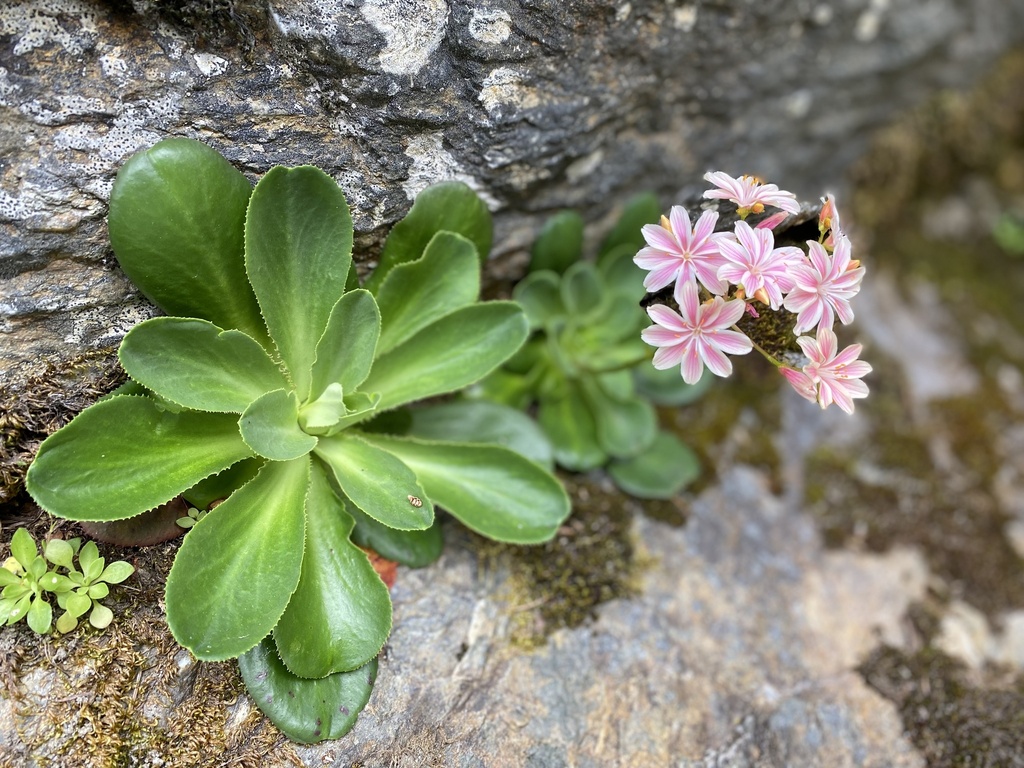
[44,537,135,632]
[175,506,207,530]
[477,196,703,499]
[0,528,133,634]
[26,138,570,743]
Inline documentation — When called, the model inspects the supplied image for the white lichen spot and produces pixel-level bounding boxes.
[673,5,698,32]
[98,49,130,81]
[811,4,833,25]
[784,89,812,119]
[854,0,889,42]
[0,67,20,107]
[0,0,100,56]
[64,301,158,349]
[268,2,342,39]
[0,190,33,222]
[468,8,511,44]
[615,3,632,22]
[479,67,540,114]
[361,0,449,76]
[403,132,500,210]
[193,53,229,77]
[565,150,604,184]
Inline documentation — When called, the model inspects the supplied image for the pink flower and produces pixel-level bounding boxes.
[703,171,800,216]
[717,221,804,310]
[783,234,865,334]
[783,327,871,414]
[634,207,729,296]
[641,281,752,384]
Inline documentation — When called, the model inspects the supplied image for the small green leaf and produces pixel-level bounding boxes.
[27,396,254,522]
[239,636,377,744]
[43,539,75,569]
[529,210,584,275]
[6,594,32,624]
[375,231,481,355]
[298,383,347,432]
[78,541,100,580]
[55,611,78,634]
[246,165,354,400]
[27,557,46,580]
[1,583,30,601]
[366,181,492,292]
[346,504,444,568]
[362,302,529,412]
[38,573,75,593]
[598,192,661,260]
[108,138,267,342]
[359,434,570,544]
[88,582,110,600]
[314,434,433,531]
[318,392,382,436]
[166,457,309,661]
[119,319,288,413]
[274,465,392,678]
[581,378,657,460]
[27,597,52,634]
[560,261,604,319]
[10,528,37,571]
[239,389,318,461]
[407,400,554,469]
[65,592,92,618]
[609,430,701,499]
[538,391,607,471]
[99,561,135,585]
[513,271,565,330]
[0,569,20,588]
[89,603,114,630]
[597,245,648,303]
[309,290,380,401]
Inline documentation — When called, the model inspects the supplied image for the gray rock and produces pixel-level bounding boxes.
[2,0,1024,379]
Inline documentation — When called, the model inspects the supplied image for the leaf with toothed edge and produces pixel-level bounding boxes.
[273,464,392,679]
[245,165,353,401]
[239,636,378,744]
[165,457,308,661]
[26,396,254,522]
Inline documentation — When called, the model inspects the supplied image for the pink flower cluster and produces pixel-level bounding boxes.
[635,172,871,414]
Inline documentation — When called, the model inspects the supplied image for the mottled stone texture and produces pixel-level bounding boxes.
[1,0,1023,379]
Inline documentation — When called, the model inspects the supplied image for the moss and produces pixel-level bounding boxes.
[0,348,125,508]
[479,475,643,648]
[0,524,295,766]
[860,645,1024,767]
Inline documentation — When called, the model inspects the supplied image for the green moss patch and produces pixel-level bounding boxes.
[860,645,1024,767]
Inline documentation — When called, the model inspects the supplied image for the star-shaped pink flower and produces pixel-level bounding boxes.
[641,281,752,384]
[634,207,729,296]
[717,221,804,310]
[703,171,800,216]
[783,234,865,334]
[781,327,872,414]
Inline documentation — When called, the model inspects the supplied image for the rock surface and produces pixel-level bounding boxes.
[3,0,1024,379]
